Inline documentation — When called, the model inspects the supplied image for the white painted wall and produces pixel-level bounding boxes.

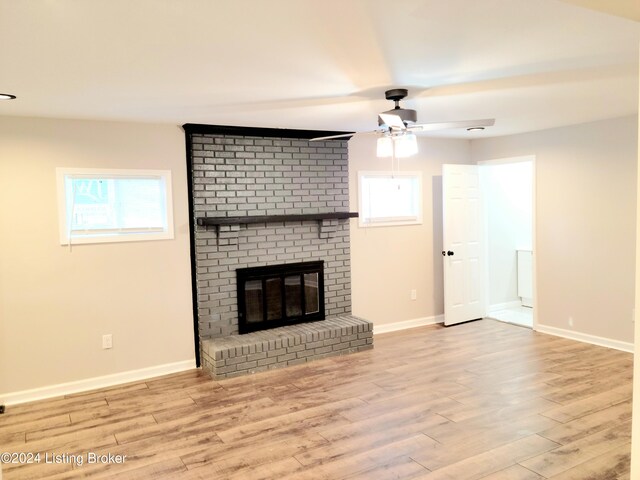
[349,135,471,326]
[472,116,637,345]
[480,160,533,307]
[0,116,195,403]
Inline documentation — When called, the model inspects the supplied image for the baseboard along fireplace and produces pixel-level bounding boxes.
[237,261,325,334]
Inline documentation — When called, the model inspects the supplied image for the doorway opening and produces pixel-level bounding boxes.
[479,156,535,328]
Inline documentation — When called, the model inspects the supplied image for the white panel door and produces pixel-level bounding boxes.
[443,164,486,326]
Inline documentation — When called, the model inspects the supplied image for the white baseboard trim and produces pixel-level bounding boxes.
[374,315,444,335]
[489,301,522,313]
[536,324,634,353]
[0,359,197,406]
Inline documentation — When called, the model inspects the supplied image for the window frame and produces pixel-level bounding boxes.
[56,167,174,245]
[358,170,423,227]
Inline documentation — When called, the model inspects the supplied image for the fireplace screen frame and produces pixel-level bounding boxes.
[237,261,325,334]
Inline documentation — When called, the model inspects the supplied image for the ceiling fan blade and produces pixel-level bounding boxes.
[378,113,406,130]
[310,129,383,142]
[409,118,495,132]
[309,132,356,141]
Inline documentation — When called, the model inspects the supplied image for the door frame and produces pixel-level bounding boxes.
[477,155,538,330]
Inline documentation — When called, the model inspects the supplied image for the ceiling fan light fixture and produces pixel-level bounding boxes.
[395,133,418,158]
[467,126,485,132]
[376,136,393,157]
[376,134,418,158]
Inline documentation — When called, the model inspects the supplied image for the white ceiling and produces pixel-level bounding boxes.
[0,0,638,138]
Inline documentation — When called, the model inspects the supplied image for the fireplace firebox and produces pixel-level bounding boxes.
[237,261,325,334]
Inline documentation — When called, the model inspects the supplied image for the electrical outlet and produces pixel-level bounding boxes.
[568,317,574,327]
[410,289,417,301]
[102,334,113,349]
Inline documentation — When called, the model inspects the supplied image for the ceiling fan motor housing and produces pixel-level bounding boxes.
[379,88,417,126]
[378,107,418,126]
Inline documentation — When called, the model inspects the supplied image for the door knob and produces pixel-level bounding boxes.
[447,251,454,256]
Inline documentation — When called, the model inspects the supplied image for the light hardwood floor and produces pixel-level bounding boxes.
[0,319,633,479]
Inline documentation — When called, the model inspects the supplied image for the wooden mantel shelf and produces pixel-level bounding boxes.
[196,212,359,227]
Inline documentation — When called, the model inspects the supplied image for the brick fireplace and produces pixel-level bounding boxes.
[184,124,373,379]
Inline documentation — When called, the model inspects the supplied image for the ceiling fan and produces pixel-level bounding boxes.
[310,88,495,156]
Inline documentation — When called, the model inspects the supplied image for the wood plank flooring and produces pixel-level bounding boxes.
[0,319,633,479]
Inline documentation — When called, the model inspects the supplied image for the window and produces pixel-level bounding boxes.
[358,171,422,227]
[56,168,174,245]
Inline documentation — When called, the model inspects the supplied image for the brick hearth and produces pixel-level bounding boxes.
[201,315,372,379]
